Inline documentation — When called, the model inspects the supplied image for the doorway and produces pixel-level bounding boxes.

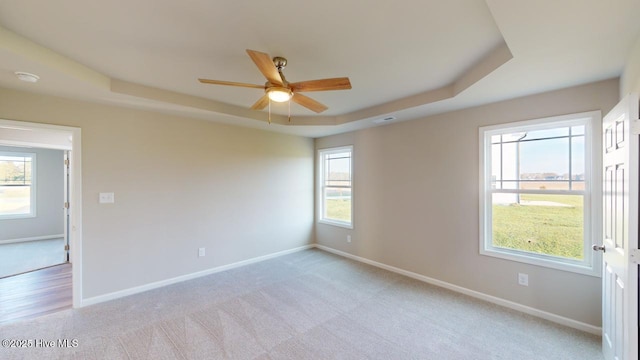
[0,119,82,315]
[0,146,68,278]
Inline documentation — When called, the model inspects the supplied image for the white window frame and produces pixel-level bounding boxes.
[0,151,37,219]
[479,111,601,276]
[318,145,353,229]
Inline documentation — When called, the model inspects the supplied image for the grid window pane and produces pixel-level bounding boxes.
[320,147,352,227]
[0,156,32,185]
[491,126,585,191]
[325,153,351,187]
[483,117,592,267]
[0,153,35,217]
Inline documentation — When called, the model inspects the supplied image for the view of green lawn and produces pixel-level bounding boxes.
[326,198,351,222]
[492,194,584,259]
[326,193,583,260]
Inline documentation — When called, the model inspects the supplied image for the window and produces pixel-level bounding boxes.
[319,146,353,228]
[0,152,36,218]
[479,112,600,275]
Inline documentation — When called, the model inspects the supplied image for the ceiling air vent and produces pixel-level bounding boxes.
[373,116,397,124]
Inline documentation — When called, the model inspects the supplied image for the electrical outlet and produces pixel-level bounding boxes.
[198,247,205,257]
[347,235,352,243]
[518,273,529,286]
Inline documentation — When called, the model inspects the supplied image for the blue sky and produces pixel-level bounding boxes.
[520,136,584,175]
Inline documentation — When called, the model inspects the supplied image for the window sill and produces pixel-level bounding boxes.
[0,213,36,220]
[318,219,353,229]
[480,246,600,277]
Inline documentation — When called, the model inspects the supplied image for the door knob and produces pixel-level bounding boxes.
[592,244,606,252]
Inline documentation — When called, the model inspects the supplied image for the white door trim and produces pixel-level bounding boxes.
[0,119,82,308]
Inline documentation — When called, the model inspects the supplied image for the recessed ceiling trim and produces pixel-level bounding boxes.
[453,41,513,96]
[335,41,513,126]
[288,116,338,126]
[334,84,455,125]
[110,79,290,124]
[0,22,511,128]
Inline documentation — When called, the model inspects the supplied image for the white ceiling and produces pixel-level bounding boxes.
[0,0,638,138]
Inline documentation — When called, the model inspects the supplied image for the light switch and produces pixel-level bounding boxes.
[99,192,115,204]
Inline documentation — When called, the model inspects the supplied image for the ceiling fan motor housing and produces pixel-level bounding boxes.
[272,56,287,70]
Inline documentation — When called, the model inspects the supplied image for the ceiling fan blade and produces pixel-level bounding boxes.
[292,93,328,113]
[251,94,269,110]
[246,49,283,86]
[289,77,352,92]
[198,78,264,89]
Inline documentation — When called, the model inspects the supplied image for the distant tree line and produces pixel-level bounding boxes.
[0,160,31,185]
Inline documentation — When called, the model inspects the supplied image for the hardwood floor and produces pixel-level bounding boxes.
[0,263,72,324]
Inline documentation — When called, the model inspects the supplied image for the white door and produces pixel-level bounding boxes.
[600,93,639,360]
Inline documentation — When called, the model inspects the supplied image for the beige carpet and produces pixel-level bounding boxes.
[0,249,602,359]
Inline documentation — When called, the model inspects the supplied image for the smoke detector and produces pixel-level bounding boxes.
[15,72,40,83]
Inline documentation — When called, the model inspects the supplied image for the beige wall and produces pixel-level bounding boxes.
[0,87,314,299]
[0,146,65,240]
[621,32,640,96]
[316,78,619,327]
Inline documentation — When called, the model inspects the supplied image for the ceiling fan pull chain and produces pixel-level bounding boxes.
[288,99,291,123]
[268,98,271,124]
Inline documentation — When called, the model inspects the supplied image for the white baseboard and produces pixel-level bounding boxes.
[79,242,602,335]
[0,234,64,245]
[81,244,314,307]
[315,244,602,336]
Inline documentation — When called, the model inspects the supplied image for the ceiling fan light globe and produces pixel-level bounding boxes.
[267,87,292,102]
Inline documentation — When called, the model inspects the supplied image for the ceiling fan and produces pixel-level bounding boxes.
[198,49,352,116]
